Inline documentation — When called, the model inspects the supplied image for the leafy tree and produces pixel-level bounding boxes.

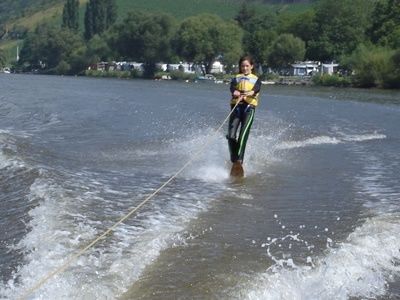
[173,14,243,74]
[85,0,105,40]
[0,49,6,68]
[105,0,117,29]
[0,25,6,39]
[84,1,94,40]
[386,48,400,88]
[108,11,176,77]
[235,2,256,28]
[342,44,397,88]
[86,34,113,63]
[267,33,305,68]
[307,0,374,61]
[67,45,90,75]
[245,29,277,68]
[241,11,279,61]
[239,10,278,33]
[62,0,79,31]
[234,5,279,68]
[282,10,317,59]
[55,60,71,74]
[19,24,84,73]
[84,0,117,40]
[368,0,400,48]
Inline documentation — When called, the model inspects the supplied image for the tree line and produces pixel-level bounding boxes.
[13,0,400,88]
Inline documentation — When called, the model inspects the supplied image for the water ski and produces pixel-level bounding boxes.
[230,161,244,177]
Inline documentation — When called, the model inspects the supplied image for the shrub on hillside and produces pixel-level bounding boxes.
[85,69,132,78]
[312,73,351,87]
[342,44,397,88]
[382,49,400,89]
[155,70,196,81]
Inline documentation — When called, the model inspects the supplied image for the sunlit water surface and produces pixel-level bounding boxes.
[0,74,399,299]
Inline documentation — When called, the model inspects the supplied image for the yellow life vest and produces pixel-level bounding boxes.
[230,73,260,107]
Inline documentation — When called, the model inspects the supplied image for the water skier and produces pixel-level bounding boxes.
[227,55,261,176]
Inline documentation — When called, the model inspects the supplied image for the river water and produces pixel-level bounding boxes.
[0,74,399,299]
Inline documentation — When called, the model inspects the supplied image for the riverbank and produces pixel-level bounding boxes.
[81,70,363,89]
[1,70,398,90]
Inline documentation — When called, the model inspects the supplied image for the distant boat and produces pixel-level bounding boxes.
[2,67,11,74]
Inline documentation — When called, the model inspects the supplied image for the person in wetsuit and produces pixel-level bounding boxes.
[227,55,261,165]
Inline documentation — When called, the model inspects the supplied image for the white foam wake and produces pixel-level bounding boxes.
[0,151,13,169]
[342,133,387,142]
[239,214,400,300]
[0,129,30,170]
[0,173,218,299]
[278,136,340,149]
[277,133,386,150]
[166,131,231,182]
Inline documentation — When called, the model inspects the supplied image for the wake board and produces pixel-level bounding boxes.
[230,161,244,178]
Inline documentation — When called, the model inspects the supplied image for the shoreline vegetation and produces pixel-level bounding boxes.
[19,69,351,88]
[82,69,353,88]
[3,70,399,93]
[1,1,399,89]
[0,68,371,89]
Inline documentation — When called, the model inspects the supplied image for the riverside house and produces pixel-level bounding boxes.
[291,61,339,76]
[90,61,225,74]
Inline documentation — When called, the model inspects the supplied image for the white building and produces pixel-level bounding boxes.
[158,62,196,73]
[210,61,224,74]
[91,60,226,74]
[90,61,144,72]
[321,62,339,75]
[291,61,320,76]
[291,61,340,76]
[158,61,224,74]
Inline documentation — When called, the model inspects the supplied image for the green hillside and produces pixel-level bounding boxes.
[0,0,313,25]
[117,0,310,19]
[116,0,242,20]
[113,0,312,20]
[1,0,314,65]
[3,0,314,31]
[0,40,21,63]
[0,0,63,24]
